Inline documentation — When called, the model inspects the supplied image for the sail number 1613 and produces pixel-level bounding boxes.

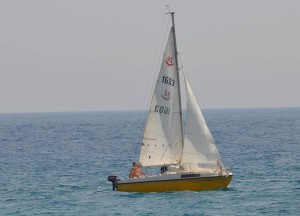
[162,76,175,86]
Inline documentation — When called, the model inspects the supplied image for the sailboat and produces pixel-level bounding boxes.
[108,12,233,192]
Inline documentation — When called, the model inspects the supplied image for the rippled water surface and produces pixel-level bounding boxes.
[0,108,299,215]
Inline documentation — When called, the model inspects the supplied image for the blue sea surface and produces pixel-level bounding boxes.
[0,108,299,215]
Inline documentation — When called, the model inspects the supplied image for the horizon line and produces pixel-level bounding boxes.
[0,106,299,115]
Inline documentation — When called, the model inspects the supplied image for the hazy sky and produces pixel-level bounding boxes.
[0,0,299,113]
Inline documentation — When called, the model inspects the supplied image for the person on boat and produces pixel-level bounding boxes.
[129,162,148,178]
[160,165,168,174]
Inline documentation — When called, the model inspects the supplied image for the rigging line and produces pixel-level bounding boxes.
[132,14,170,154]
[178,54,185,74]
[139,16,171,131]
[143,15,171,115]
[139,17,172,155]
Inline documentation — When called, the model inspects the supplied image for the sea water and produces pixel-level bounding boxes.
[0,108,299,215]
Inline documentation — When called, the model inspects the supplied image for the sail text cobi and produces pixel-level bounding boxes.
[154,105,170,115]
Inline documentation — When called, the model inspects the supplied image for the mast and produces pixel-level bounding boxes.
[170,12,184,157]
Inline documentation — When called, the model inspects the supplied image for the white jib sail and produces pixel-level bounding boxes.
[139,28,183,167]
[180,71,222,173]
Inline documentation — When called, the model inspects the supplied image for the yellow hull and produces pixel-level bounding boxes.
[116,175,232,192]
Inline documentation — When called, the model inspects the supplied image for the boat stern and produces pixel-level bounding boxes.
[107,176,118,190]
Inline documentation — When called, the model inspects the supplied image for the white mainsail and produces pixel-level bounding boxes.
[139,28,183,167]
[180,71,222,172]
